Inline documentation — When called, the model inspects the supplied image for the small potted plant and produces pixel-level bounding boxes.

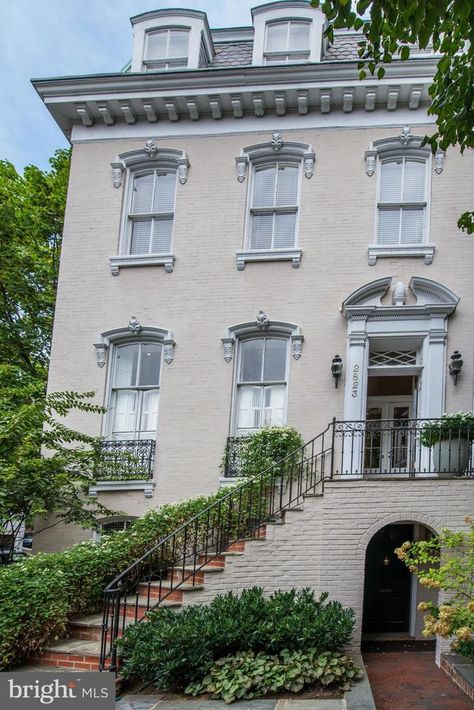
[420,412,474,476]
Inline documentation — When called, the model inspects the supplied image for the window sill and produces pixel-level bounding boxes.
[236,248,302,270]
[88,480,155,498]
[109,254,175,275]
[368,244,435,266]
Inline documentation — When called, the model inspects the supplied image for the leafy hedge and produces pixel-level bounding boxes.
[0,489,244,669]
[118,587,355,691]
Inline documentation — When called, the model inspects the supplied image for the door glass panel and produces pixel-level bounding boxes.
[390,406,410,470]
[365,407,382,470]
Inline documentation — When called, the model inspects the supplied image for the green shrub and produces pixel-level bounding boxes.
[0,487,258,669]
[419,411,474,447]
[185,649,362,704]
[235,426,304,478]
[118,587,355,690]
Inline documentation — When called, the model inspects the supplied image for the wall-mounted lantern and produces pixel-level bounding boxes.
[331,354,343,389]
[449,350,463,385]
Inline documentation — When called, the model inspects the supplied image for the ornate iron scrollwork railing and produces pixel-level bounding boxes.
[222,436,251,477]
[95,439,156,481]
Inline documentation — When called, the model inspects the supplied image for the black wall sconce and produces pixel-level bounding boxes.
[331,354,343,388]
[449,350,463,385]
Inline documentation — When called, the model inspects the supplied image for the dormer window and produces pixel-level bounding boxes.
[264,20,311,64]
[143,28,189,70]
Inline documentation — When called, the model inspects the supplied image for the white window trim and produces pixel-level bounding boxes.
[231,335,290,437]
[235,136,314,270]
[92,323,174,496]
[143,26,190,71]
[251,3,326,65]
[263,19,311,65]
[365,132,435,265]
[109,146,189,275]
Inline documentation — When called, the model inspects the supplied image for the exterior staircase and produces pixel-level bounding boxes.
[25,495,324,671]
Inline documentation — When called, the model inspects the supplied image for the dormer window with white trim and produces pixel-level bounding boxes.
[264,20,311,64]
[143,28,189,70]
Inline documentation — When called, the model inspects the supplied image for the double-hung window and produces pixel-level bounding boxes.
[264,20,311,64]
[144,28,189,70]
[235,337,288,434]
[249,163,299,250]
[128,169,176,256]
[109,342,161,440]
[377,156,428,246]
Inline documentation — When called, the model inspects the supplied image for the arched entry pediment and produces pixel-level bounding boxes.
[342,276,459,318]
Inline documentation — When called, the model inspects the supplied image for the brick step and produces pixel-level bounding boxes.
[122,596,181,619]
[28,640,104,671]
[137,580,204,601]
[69,614,135,642]
[170,565,225,584]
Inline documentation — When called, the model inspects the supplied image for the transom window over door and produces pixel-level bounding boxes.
[110,342,161,440]
[377,157,427,246]
[235,337,288,434]
[264,21,311,64]
[129,170,176,255]
[144,29,189,70]
[250,163,299,250]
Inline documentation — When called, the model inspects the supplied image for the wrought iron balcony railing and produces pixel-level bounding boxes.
[95,439,156,481]
[222,436,251,477]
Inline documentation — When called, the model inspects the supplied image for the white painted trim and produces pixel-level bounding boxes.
[71,108,435,144]
[252,3,326,65]
[109,253,175,275]
[236,248,302,269]
[89,480,155,498]
[368,244,435,266]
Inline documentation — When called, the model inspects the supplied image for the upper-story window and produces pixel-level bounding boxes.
[249,162,300,250]
[109,342,162,440]
[264,20,311,64]
[143,28,189,70]
[235,336,288,434]
[377,156,428,246]
[128,169,176,256]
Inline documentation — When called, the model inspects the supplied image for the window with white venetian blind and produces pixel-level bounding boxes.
[144,28,189,70]
[128,170,176,255]
[109,342,161,440]
[235,337,288,434]
[377,156,428,246]
[249,163,300,250]
[264,20,311,64]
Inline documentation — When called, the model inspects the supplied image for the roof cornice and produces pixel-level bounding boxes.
[32,57,439,138]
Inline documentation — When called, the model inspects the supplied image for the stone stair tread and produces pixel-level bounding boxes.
[146,581,204,591]
[181,564,224,573]
[221,551,244,556]
[124,596,182,607]
[70,614,134,629]
[46,639,101,656]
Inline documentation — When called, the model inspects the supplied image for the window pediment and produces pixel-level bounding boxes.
[222,313,303,362]
[112,142,189,184]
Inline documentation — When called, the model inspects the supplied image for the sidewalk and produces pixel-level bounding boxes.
[363,651,473,710]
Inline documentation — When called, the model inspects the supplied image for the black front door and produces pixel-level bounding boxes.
[363,524,413,633]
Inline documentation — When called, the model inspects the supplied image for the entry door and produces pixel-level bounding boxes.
[363,524,413,634]
[365,398,412,472]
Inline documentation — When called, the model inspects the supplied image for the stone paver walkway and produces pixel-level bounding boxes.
[363,651,473,710]
[116,699,345,709]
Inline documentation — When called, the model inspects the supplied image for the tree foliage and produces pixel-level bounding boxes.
[312,0,474,233]
[0,382,113,560]
[0,149,70,380]
[395,518,474,660]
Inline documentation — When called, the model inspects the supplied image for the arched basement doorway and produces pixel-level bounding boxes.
[362,522,437,640]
